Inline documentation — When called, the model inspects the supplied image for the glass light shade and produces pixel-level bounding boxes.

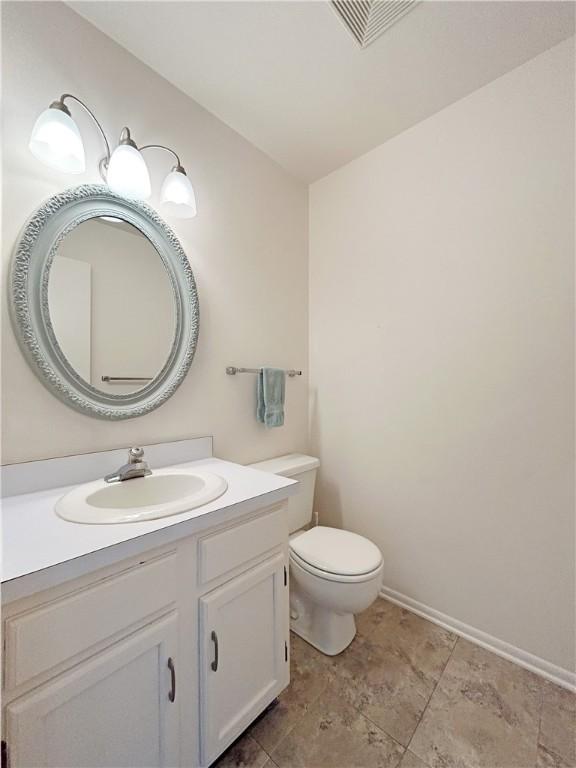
[29,107,85,173]
[161,170,197,218]
[107,144,151,200]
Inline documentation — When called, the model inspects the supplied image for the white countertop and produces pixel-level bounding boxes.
[2,457,297,602]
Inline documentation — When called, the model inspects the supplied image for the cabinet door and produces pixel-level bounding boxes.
[199,554,289,765]
[5,613,180,768]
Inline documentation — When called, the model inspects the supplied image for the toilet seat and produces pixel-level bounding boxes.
[290,550,383,584]
[289,526,383,582]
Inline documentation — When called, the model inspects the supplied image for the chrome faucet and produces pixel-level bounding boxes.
[104,447,152,483]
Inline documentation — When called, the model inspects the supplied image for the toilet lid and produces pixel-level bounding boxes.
[290,526,382,577]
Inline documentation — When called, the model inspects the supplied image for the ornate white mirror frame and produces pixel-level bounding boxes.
[10,185,199,420]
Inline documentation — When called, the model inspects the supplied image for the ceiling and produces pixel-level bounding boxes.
[69,1,574,182]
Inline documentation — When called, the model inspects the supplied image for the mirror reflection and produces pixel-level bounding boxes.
[48,216,176,394]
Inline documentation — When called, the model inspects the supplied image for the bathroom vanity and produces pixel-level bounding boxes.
[1,439,297,768]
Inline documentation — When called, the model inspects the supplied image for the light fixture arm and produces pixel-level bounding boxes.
[58,94,112,164]
[139,144,184,172]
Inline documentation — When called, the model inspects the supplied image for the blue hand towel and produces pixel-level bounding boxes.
[257,367,285,428]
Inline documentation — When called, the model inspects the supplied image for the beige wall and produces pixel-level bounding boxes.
[1,1,309,465]
[310,39,575,672]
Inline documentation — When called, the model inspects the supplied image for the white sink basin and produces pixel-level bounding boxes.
[55,469,228,524]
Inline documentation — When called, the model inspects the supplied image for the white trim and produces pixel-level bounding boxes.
[379,586,576,693]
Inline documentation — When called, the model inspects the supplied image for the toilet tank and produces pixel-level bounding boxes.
[248,454,320,534]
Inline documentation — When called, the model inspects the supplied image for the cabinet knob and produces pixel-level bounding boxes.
[167,657,176,702]
[211,630,219,672]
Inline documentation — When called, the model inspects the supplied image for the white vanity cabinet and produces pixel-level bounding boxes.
[199,553,289,764]
[1,502,290,768]
[5,614,180,768]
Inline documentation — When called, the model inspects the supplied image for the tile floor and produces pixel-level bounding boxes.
[213,598,575,768]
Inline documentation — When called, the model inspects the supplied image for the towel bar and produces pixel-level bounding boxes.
[226,366,302,377]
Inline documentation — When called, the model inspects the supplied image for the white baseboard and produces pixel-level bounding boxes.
[379,586,576,693]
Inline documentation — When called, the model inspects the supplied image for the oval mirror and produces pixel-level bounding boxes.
[10,185,199,419]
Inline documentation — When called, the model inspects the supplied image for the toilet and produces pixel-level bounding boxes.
[249,454,383,655]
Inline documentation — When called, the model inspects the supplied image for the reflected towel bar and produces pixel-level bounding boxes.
[226,367,302,378]
[101,376,153,383]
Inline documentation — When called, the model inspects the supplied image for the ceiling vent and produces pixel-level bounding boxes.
[331,0,420,48]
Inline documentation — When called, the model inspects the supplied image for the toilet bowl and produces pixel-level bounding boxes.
[289,526,383,654]
[249,454,383,655]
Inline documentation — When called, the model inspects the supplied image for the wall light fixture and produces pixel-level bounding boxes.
[29,94,197,218]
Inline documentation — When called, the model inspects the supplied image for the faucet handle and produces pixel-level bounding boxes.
[128,447,145,463]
